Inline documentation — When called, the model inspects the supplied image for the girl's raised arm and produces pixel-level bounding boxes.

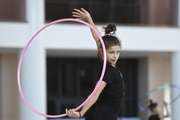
[72,8,101,50]
[160,101,171,119]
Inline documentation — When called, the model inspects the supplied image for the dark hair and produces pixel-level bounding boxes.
[103,24,117,35]
[148,100,157,112]
[98,24,122,59]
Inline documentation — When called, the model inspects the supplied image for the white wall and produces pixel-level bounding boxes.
[0,22,180,53]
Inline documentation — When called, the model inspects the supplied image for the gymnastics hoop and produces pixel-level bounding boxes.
[138,84,180,111]
[17,18,107,118]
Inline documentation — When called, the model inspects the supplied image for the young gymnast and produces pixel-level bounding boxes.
[148,100,170,120]
[65,8,125,120]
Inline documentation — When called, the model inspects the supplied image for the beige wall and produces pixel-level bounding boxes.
[0,54,19,120]
[138,56,170,119]
[148,56,170,104]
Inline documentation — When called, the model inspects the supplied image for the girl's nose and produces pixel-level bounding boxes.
[114,52,120,58]
[114,53,117,58]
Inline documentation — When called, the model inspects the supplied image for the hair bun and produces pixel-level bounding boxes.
[149,99,153,104]
[103,23,117,35]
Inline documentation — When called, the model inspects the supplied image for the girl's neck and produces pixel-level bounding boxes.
[101,60,116,68]
[151,110,159,115]
[108,62,116,68]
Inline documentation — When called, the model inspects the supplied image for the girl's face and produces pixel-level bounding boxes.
[106,45,120,67]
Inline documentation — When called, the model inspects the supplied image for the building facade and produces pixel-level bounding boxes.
[0,0,180,120]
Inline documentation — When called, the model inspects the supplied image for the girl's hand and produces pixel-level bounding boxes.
[72,8,91,22]
[163,100,168,106]
[65,108,80,118]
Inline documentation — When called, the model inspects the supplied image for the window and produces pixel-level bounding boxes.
[45,0,139,24]
[0,0,26,21]
[45,0,178,26]
[46,57,138,117]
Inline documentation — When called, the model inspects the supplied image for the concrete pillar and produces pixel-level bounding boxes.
[19,0,46,120]
[178,0,180,26]
[19,40,46,120]
[138,58,148,120]
[171,52,180,120]
[171,1,180,119]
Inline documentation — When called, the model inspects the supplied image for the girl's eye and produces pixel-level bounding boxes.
[109,52,114,54]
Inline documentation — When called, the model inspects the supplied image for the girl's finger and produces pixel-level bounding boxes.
[65,109,70,116]
[74,8,83,14]
[72,12,81,17]
[72,15,81,18]
[81,8,87,13]
[72,11,80,15]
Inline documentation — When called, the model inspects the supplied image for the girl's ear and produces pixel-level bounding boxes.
[99,48,103,55]
[99,48,105,60]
